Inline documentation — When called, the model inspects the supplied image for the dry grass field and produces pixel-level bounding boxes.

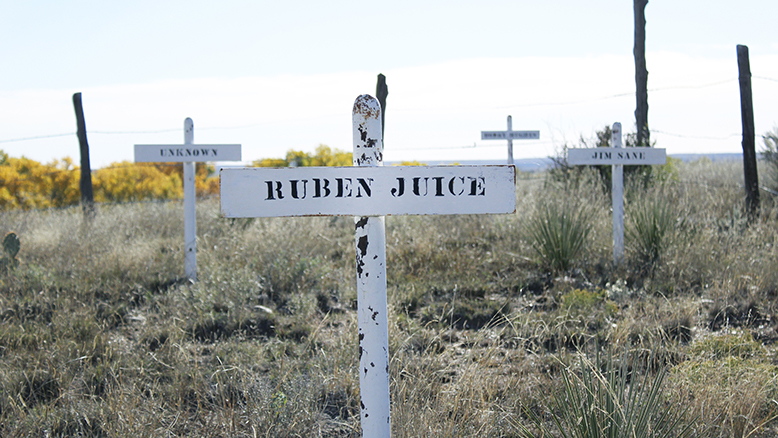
[1,158,777,437]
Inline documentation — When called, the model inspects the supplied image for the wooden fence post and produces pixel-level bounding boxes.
[634,0,650,146]
[376,73,388,140]
[737,44,760,219]
[72,92,95,219]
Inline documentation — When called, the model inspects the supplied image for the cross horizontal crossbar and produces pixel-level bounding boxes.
[220,165,516,218]
[134,144,242,162]
[567,147,666,165]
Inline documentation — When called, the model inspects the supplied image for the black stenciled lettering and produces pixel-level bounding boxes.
[433,177,444,196]
[449,176,465,196]
[617,152,624,159]
[337,178,352,198]
[313,178,331,198]
[468,177,486,196]
[412,177,429,196]
[265,181,284,200]
[185,149,192,156]
[290,179,308,199]
[356,178,373,198]
[193,149,199,156]
[391,177,405,197]
[211,148,217,156]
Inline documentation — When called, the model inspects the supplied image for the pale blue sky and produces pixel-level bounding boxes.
[1,1,777,166]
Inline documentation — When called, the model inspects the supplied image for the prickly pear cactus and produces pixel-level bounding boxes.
[3,232,20,259]
[0,232,20,272]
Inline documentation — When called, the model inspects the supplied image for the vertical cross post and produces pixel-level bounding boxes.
[183,118,197,281]
[352,95,391,437]
[506,115,514,166]
[611,122,624,264]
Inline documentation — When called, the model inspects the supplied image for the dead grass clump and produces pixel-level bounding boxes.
[670,331,778,438]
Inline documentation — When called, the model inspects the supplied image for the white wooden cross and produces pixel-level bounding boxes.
[220,95,516,438]
[566,122,666,264]
[481,115,540,165]
[135,118,241,281]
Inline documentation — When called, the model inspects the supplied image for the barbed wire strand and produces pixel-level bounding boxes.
[3,76,772,145]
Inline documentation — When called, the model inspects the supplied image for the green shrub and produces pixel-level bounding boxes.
[560,288,617,316]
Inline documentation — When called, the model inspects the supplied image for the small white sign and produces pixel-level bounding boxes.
[567,147,666,166]
[134,144,242,162]
[481,130,540,140]
[220,165,516,218]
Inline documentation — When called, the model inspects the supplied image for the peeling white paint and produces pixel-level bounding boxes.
[353,94,391,438]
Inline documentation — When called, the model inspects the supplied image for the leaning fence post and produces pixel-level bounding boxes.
[352,94,391,437]
[72,92,95,219]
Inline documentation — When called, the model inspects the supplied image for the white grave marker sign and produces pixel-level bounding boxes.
[567,122,666,264]
[135,118,242,281]
[220,95,515,438]
[480,115,539,165]
[220,165,515,218]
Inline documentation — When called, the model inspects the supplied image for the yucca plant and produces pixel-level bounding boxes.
[526,201,592,272]
[627,198,676,266]
[518,350,695,438]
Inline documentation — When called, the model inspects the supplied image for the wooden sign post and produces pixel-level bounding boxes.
[221,95,515,437]
[567,122,666,264]
[481,115,540,165]
[135,118,241,281]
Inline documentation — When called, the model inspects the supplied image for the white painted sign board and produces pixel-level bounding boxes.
[480,115,540,165]
[220,165,516,218]
[221,95,516,438]
[134,118,242,281]
[481,130,540,140]
[567,147,666,166]
[135,144,241,163]
[567,122,666,264]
